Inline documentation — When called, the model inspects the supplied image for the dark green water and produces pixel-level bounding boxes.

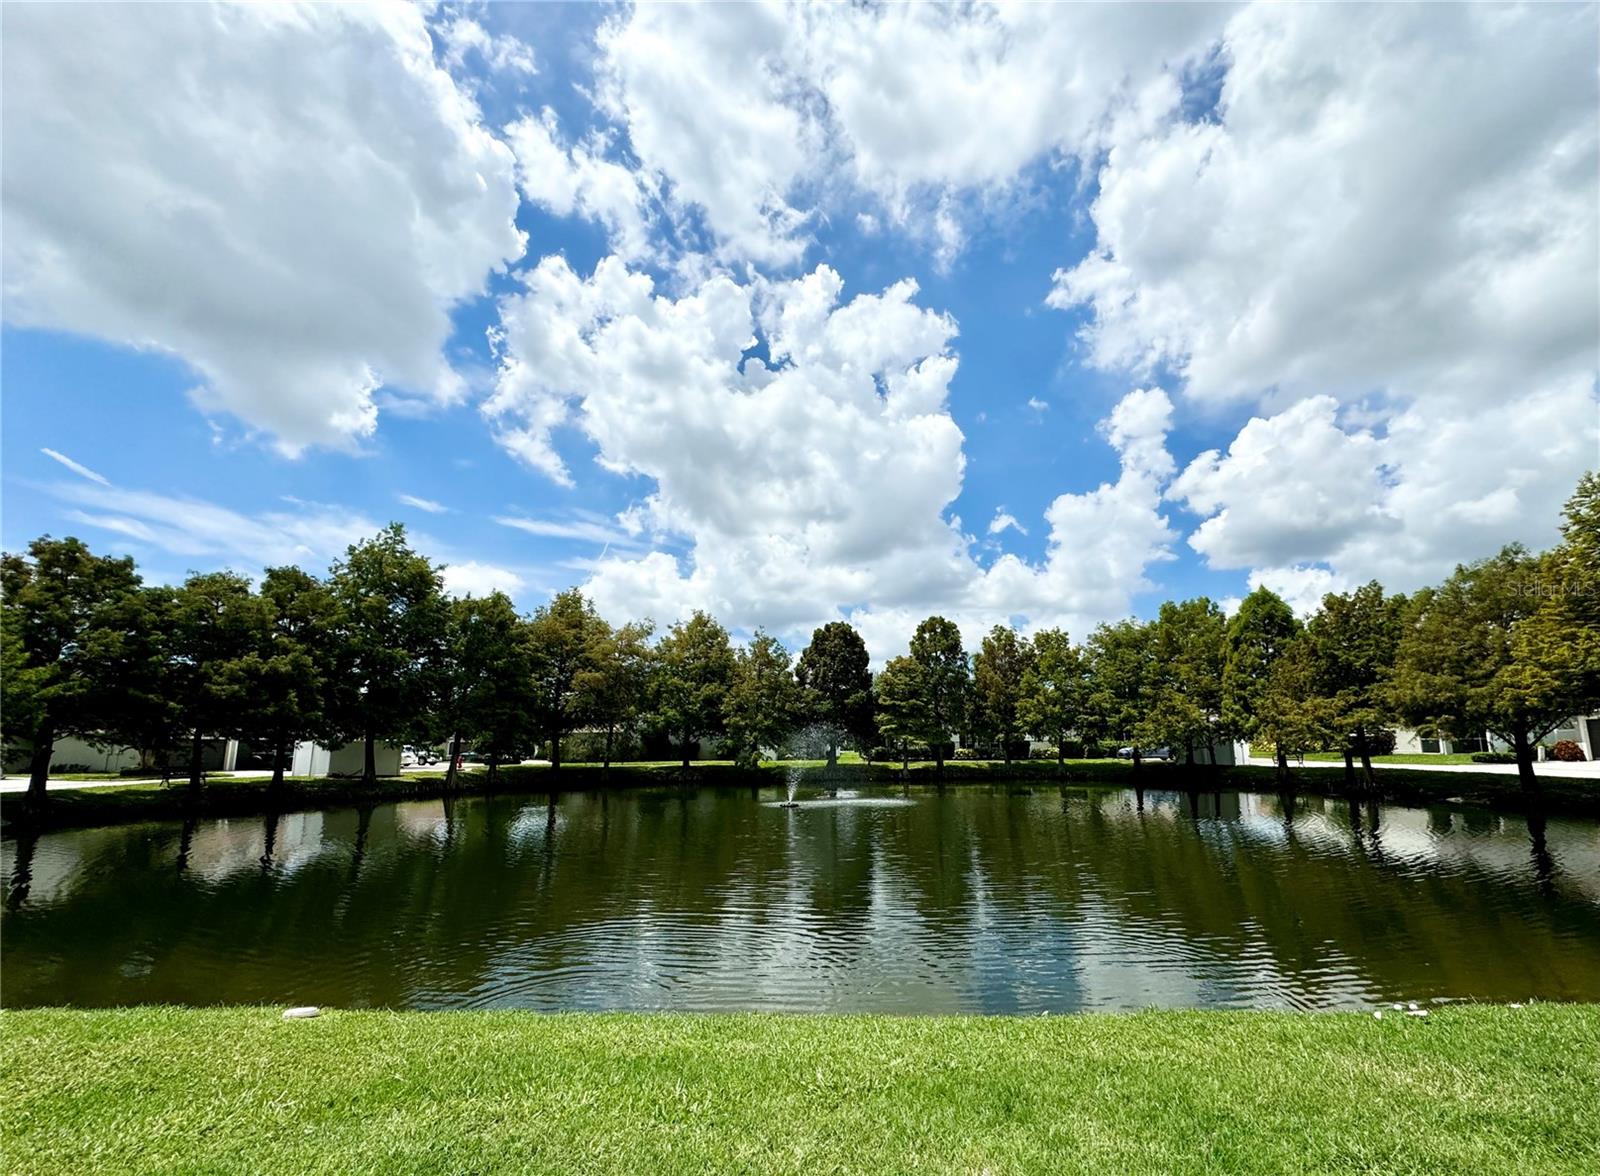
[4,785,1598,1013]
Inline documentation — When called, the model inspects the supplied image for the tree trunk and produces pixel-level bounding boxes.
[187,727,205,793]
[1275,746,1289,787]
[26,719,54,804]
[1356,723,1376,791]
[363,725,377,785]
[934,740,945,777]
[551,729,562,771]
[270,730,288,792]
[827,735,838,769]
[1184,739,1194,767]
[681,726,691,771]
[1512,729,1539,796]
[1057,740,1065,771]
[900,739,909,781]
[603,724,615,773]
[1343,748,1356,792]
[1002,732,1012,766]
[1132,747,1143,774]
[444,732,462,792]
[487,752,499,788]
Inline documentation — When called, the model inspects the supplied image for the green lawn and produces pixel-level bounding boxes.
[3,1006,1595,1175]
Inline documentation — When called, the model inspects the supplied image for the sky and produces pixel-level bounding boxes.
[3,1,1597,662]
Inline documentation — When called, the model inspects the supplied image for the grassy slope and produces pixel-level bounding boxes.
[4,756,1596,833]
[3,1006,1596,1175]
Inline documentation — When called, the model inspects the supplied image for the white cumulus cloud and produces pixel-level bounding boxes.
[488,256,1180,656]
[2,2,525,454]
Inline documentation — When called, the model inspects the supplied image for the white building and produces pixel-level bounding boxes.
[1392,713,1596,760]
[3,735,404,778]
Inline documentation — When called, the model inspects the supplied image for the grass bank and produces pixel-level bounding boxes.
[3,1006,1595,1175]
[4,756,1595,834]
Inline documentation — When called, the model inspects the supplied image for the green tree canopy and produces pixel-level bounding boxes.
[1,536,145,802]
[443,592,537,784]
[1255,634,1339,779]
[726,631,804,767]
[245,566,341,788]
[1223,586,1300,764]
[167,571,270,791]
[1083,620,1154,765]
[972,624,1036,763]
[1138,598,1227,766]
[908,615,968,774]
[528,589,609,769]
[1308,581,1406,789]
[328,524,449,783]
[1020,628,1088,767]
[1393,546,1591,793]
[651,611,736,769]
[873,654,926,774]
[795,621,875,766]
[575,619,655,771]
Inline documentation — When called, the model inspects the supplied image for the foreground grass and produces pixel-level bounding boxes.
[3,1007,1596,1175]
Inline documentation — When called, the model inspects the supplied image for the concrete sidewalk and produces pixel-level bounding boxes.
[1242,756,1600,779]
[0,760,554,795]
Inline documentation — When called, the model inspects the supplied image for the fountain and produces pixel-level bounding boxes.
[767,763,915,811]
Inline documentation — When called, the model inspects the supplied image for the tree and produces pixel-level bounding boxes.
[328,525,449,784]
[244,566,340,791]
[651,611,736,769]
[1255,634,1339,784]
[1393,546,1591,795]
[1308,581,1406,791]
[726,631,804,767]
[444,592,537,788]
[908,616,968,775]
[1083,620,1154,769]
[795,621,876,767]
[1223,587,1300,776]
[972,624,1036,763]
[528,589,608,770]
[0,537,144,803]
[1138,598,1227,766]
[167,571,269,792]
[575,619,654,772]
[1020,628,1088,768]
[874,654,925,777]
[1535,473,1600,705]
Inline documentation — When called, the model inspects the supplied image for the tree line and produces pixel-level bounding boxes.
[4,475,1595,803]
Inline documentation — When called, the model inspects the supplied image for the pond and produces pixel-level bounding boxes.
[4,784,1599,1013]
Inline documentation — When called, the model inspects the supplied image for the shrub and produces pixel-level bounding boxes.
[1550,740,1587,762]
[1029,740,1086,760]
[953,747,978,760]
[1347,728,1397,756]
[870,745,930,763]
[1470,752,1517,764]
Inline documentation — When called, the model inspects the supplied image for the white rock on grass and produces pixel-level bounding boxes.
[282,1006,321,1020]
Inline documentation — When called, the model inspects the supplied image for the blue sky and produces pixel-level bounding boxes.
[3,2,1595,658]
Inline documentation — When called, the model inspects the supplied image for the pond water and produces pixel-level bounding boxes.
[4,784,1598,1013]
